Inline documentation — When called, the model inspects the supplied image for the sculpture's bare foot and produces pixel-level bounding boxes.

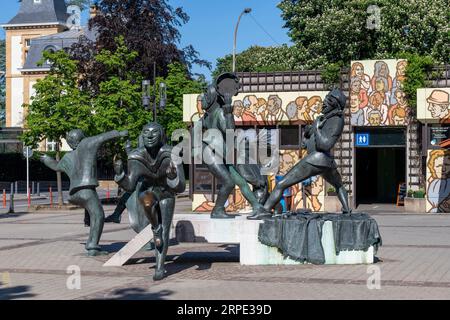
[153,269,165,281]
[211,208,235,219]
[87,249,109,256]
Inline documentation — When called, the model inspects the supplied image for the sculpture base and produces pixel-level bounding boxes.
[172,213,380,266]
[104,213,381,267]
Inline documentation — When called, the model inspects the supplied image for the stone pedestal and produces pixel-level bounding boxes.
[104,213,378,267]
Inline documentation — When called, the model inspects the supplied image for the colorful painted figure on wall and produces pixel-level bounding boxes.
[351,60,410,126]
[427,150,450,213]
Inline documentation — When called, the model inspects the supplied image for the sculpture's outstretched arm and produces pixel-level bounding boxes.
[40,155,60,172]
[86,130,128,151]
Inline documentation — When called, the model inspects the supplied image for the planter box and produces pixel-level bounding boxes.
[404,197,426,213]
[324,195,354,212]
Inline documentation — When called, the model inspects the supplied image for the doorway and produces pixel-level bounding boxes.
[355,147,406,205]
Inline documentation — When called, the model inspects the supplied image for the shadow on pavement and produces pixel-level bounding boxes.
[0,213,28,220]
[100,288,173,300]
[124,244,239,279]
[0,283,35,300]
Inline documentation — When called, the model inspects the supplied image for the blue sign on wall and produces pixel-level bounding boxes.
[355,133,370,146]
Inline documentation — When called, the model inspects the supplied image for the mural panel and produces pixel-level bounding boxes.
[183,91,330,125]
[417,88,450,123]
[350,59,410,126]
[191,149,325,213]
[426,149,450,213]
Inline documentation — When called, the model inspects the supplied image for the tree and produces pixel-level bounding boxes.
[155,62,206,140]
[70,0,210,94]
[213,45,300,78]
[21,50,93,205]
[277,0,449,69]
[91,36,149,151]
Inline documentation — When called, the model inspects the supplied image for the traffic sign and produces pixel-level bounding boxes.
[355,133,370,147]
[23,146,33,158]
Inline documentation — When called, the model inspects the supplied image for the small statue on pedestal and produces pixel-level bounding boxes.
[114,122,185,281]
[41,129,128,256]
[261,89,351,217]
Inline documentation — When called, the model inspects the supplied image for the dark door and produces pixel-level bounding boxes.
[356,147,406,204]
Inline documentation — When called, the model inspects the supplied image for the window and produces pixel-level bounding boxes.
[43,46,56,65]
[34,0,42,4]
[279,125,301,149]
[47,140,57,152]
[25,39,31,47]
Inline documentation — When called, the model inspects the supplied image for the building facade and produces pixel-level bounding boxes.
[1,0,95,152]
[183,60,450,213]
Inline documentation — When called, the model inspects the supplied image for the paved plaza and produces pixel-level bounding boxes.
[0,199,450,300]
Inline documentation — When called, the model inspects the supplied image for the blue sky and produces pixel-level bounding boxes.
[0,0,292,80]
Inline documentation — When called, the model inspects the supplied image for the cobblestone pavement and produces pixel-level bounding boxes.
[0,199,450,300]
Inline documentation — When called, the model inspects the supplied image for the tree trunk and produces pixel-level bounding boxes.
[56,146,64,206]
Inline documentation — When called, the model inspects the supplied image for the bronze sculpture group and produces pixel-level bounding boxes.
[41,72,351,281]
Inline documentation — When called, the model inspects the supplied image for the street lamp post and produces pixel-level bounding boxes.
[233,8,252,73]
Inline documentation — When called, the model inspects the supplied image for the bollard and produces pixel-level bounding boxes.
[28,188,31,208]
[2,190,6,209]
[37,182,40,197]
[49,187,53,208]
[8,187,14,214]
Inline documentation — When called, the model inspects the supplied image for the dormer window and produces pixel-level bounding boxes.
[43,45,57,65]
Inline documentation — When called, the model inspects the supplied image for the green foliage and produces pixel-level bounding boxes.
[215,1,448,75]
[92,36,148,148]
[398,53,436,114]
[213,45,300,78]
[413,189,426,199]
[21,37,149,154]
[155,62,206,140]
[278,0,449,69]
[21,50,93,148]
[327,186,336,194]
[407,189,414,198]
[321,62,343,88]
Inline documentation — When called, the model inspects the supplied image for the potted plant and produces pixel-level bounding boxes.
[405,188,426,213]
[324,186,340,212]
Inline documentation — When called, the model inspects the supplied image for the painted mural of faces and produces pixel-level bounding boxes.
[430,152,450,180]
[286,101,298,120]
[375,61,390,78]
[369,92,384,109]
[427,90,450,119]
[396,61,407,78]
[351,77,362,93]
[243,95,259,113]
[368,110,382,126]
[350,94,360,113]
[233,100,244,117]
[392,107,407,125]
[395,90,407,106]
[267,95,282,116]
[256,98,267,116]
[308,96,323,115]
